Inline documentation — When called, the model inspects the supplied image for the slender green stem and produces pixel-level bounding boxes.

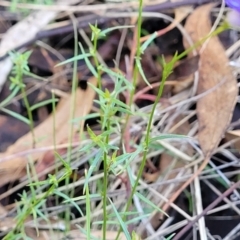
[85,170,91,240]
[93,36,102,91]
[91,30,106,237]
[19,72,35,146]
[90,28,110,240]
[102,151,108,239]
[129,0,143,104]
[116,0,143,238]
[120,0,143,147]
[65,14,78,231]
[90,27,106,239]
[67,14,78,160]
[52,91,57,150]
[102,119,110,240]
[51,91,60,208]
[116,65,169,240]
[128,71,167,204]
[116,21,230,239]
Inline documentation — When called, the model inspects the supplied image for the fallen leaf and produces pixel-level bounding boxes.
[0,115,30,152]
[184,3,238,156]
[225,130,240,152]
[0,81,21,114]
[0,78,96,186]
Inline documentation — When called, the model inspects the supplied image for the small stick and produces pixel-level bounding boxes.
[173,179,240,240]
[161,155,210,213]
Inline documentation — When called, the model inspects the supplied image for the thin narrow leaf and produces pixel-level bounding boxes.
[88,82,105,97]
[76,225,99,240]
[126,213,151,224]
[112,98,131,110]
[135,192,168,217]
[109,197,131,240]
[65,193,101,202]
[56,53,92,66]
[150,134,190,143]
[141,32,158,52]
[93,220,118,225]
[30,99,58,111]
[0,86,19,107]
[127,165,135,187]
[136,58,151,87]
[24,71,47,81]
[100,25,134,37]
[79,43,98,77]
[85,170,91,240]
[1,107,30,125]
[108,211,141,217]
[165,233,176,240]
[83,150,103,193]
[54,152,72,173]
[53,190,84,217]
[99,65,133,90]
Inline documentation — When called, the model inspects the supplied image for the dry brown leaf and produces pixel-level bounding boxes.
[184,4,238,156]
[0,78,96,186]
[225,130,240,151]
[0,115,30,152]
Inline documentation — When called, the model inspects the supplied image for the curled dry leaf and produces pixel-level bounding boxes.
[184,3,238,156]
[0,78,97,186]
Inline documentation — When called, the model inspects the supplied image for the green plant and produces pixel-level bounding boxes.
[3,154,73,240]
[56,17,232,240]
[9,51,36,146]
[7,51,58,147]
[3,2,233,240]
[59,31,183,240]
[10,0,54,12]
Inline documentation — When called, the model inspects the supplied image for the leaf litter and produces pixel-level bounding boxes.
[0,0,240,239]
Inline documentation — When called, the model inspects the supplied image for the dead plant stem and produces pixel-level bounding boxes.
[161,155,210,218]
[173,178,240,240]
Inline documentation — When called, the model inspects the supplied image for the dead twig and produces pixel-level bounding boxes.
[173,179,240,240]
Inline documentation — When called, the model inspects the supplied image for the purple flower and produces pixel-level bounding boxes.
[225,0,240,12]
[226,0,240,27]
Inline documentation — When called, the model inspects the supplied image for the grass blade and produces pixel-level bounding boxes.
[108,197,131,240]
